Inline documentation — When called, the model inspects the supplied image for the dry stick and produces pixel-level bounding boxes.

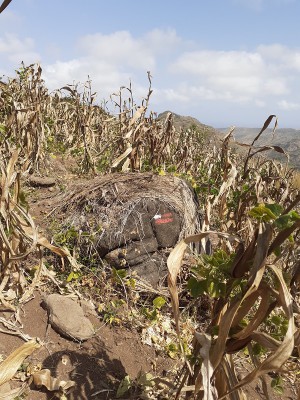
[243,115,277,178]
[0,0,12,14]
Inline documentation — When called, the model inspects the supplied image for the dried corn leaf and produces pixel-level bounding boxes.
[249,145,287,158]
[20,223,72,258]
[218,355,247,400]
[0,0,12,15]
[251,115,278,145]
[233,222,271,285]
[194,332,215,400]
[111,146,133,168]
[231,230,258,278]
[33,368,75,393]
[233,291,271,341]
[231,287,261,327]
[219,264,294,398]
[210,298,241,370]
[250,331,281,351]
[129,106,146,127]
[0,340,40,386]
[212,163,237,206]
[268,218,300,255]
[0,383,28,400]
[121,157,131,172]
[243,115,277,175]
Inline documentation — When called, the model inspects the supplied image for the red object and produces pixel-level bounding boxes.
[154,212,173,225]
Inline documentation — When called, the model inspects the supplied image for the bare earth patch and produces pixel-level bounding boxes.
[0,291,173,399]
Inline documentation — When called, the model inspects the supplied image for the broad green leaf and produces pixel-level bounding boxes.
[274,215,294,230]
[0,124,6,133]
[66,271,74,282]
[137,371,155,387]
[187,277,206,298]
[289,210,300,220]
[249,204,278,221]
[271,376,284,394]
[207,280,226,298]
[252,342,263,356]
[112,268,127,280]
[116,375,132,398]
[271,315,282,326]
[66,271,80,282]
[265,203,283,218]
[152,296,166,309]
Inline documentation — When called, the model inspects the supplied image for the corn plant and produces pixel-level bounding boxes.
[166,117,299,399]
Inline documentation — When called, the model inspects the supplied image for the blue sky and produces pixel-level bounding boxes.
[1,0,300,128]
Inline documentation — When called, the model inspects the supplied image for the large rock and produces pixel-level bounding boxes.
[50,173,202,285]
[43,294,95,341]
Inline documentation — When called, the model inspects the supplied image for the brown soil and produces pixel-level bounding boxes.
[0,291,173,399]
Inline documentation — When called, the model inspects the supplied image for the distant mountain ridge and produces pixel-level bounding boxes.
[157,111,220,138]
[157,111,299,169]
[219,127,300,169]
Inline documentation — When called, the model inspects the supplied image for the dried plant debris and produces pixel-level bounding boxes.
[32,368,76,396]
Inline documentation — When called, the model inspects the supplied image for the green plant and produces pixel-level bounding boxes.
[99,299,126,325]
[141,296,166,322]
[187,250,236,299]
[116,371,157,399]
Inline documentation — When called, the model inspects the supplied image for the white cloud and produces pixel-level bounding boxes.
[173,50,264,76]
[278,100,300,110]
[1,28,300,126]
[258,44,300,71]
[0,10,22,31]
[143,28,183,55]
[76,29,182,73]
[42,29,183,98]
[43,58,130,97]
[255,99,266,107]
[171,49,289,100]
[155,88,190,103]
[77,31,155,71]
[0,34,40,65]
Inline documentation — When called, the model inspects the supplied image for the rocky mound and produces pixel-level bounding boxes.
[50,172,202,285]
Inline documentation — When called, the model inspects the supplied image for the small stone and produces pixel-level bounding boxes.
[28,176,56,188]
[43,294,95,341]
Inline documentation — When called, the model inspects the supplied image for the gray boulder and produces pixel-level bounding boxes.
[50,173,202,286]
[43,294,95,341]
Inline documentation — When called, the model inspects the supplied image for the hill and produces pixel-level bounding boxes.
[157,111,221,140]
[219,127,300,169]
[157,112,299,169]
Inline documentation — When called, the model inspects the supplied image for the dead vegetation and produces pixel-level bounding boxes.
[0,64,299,399]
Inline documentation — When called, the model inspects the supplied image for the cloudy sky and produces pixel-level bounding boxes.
[1,0,300,128]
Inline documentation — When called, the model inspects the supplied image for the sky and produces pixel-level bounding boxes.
[1,0,300,128]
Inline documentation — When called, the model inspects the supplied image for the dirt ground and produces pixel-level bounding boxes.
[0,156,298,400]
[0,291,174,400]
[0,291,298,400]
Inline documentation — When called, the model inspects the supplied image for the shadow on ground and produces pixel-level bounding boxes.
[36,337,125,399]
